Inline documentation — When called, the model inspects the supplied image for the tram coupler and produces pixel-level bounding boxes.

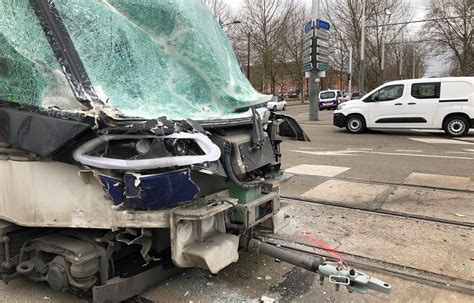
[247,239,392,295]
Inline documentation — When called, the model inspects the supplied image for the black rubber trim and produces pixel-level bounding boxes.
[333,113,346,128]
[376,117,427,123]
[439,99,469,103]
[30,0,100,107]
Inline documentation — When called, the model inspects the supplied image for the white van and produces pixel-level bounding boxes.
[319,90,344,110]
[333,77,474,137]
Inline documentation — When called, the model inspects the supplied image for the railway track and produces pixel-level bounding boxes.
[325,175,474,195]
[280,195,474,229]
[255,235,474,295]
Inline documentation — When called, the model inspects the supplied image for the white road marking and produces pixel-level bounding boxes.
[347,148,373,151]
[446,151,474,155]
[290,150,360,157]
[362,151,473,160]
[404,172,472,191]
[465,149,474,152]
[396,150,423,153]
[299,147,326,150]
[302,180,389,204]
[285,164,350,177]
[291,149,473,160]
[408,138,474,145]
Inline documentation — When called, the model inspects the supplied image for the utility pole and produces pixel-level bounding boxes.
[247,32,251,79]
[348,46,353,96]
[309,0,320,121]
[412,50,416,79]
[380,9,391,85]
[359,0,366,93]
[399,47,403,79]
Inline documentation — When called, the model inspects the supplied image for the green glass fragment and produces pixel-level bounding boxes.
[0,1,82,111]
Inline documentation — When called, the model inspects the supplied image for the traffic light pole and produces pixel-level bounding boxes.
[309,0,320,121]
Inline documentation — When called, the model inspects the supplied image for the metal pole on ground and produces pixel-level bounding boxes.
[309,0,320,121]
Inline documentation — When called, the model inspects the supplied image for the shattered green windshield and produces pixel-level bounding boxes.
[0,1,84,111]
[0,0,269,120]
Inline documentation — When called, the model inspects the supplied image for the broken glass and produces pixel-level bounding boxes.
[0,1,85,111]
[50,0,270,120]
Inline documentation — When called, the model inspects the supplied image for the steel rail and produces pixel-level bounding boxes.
[281,196,474,228]
[287,171,474,196]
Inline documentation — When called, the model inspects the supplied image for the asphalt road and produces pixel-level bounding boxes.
[1,105,473,303]
[283,104,474,183]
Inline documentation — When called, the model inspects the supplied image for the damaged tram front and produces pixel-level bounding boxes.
[0,0,391,301]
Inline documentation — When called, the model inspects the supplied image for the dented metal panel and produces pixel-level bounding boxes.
[124,169,199,210]
[0,160,171,229]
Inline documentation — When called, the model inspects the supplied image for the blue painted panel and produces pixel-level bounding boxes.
[304,20,314,33]
[99,175,125,206]
[124,169,199,210]
[316,19,331,31]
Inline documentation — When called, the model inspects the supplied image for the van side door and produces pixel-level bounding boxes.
[366,84,406,128]
[404,82,440,127]
[435,80,474,128]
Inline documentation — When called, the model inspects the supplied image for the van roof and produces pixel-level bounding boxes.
[320,90,340,93]
[383,77,474,86]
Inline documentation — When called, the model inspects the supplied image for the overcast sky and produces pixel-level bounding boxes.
[224,0,444,77]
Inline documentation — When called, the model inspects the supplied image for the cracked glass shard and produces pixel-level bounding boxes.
[51,0,270,120]
[0,1,85,111]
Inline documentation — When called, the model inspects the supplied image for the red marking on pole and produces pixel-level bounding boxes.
[300,231,341,260]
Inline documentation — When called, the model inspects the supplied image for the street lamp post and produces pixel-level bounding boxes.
[380,9,392,85]
[247,32,251,80]
[412,49,416,79]
[359,0,366,93]
[399,47,403,79]
[348,46,353,96]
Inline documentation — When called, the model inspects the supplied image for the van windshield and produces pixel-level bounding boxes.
[0,0,270,120]
[320,92,336,99]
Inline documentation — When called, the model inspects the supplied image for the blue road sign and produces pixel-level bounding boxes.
[304,20,314,33]
[316,19,331,31]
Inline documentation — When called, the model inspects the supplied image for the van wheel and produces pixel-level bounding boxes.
[273,106,277,111]
[346,115,366,134]
[444,116,469,137]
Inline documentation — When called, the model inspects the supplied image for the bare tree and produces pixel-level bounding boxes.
[280,0,309,97]
[424,0,473,76]
[322,0,415,90]
[204,0,231,24]
[239,0,297,94]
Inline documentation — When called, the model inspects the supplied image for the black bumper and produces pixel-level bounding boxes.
[333,113,346,128]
